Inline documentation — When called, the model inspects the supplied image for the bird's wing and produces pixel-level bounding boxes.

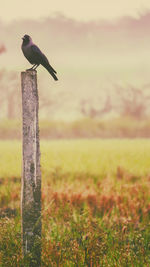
[31,45,49,65]
[31,45,57,74]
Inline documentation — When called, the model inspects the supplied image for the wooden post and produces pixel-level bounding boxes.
[21,70,41,266]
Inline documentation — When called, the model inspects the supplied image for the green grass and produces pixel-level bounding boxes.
[0,139,150,266]
[0,139,150,178]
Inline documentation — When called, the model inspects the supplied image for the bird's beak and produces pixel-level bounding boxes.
[22,37,25,40]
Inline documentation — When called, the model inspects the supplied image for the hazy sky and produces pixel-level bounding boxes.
[1,0,150,22]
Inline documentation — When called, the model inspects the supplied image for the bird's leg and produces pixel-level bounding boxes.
[26,64,36,71]
[33,64,39,70]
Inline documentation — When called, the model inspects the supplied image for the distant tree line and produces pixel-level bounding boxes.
[80,83,150,120]
[0,68,150,120]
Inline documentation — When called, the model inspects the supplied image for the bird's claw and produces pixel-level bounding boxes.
[26,68,37,72]
[26,68,33,71]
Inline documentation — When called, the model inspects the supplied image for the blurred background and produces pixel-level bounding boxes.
[1,0,150,138]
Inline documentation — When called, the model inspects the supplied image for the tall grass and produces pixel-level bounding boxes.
[0,140,150,266]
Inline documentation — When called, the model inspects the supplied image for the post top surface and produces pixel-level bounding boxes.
[21,70,37,75]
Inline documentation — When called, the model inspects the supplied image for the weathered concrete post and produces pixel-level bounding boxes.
[21,70,41,266]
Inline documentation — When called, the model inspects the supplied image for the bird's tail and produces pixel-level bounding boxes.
[46,64,58,81]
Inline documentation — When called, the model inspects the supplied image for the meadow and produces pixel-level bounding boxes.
[0,139,150,266]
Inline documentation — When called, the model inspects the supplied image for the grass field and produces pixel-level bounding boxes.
[0,139,150,266]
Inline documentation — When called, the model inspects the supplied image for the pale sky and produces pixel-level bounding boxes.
[1,0,150,22]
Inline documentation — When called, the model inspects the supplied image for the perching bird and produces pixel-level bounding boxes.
[21,34,58,81]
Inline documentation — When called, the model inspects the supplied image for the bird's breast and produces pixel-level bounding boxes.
[22,44,35,64]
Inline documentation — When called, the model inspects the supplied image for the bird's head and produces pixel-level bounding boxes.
[22,34,32,45]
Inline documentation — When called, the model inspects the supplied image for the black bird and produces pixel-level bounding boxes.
[21,34,58,81]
